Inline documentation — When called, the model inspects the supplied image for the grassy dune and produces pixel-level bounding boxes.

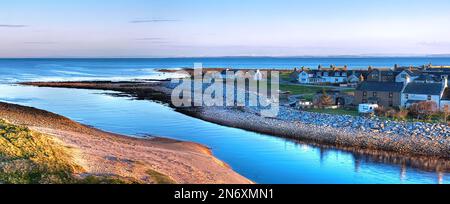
[0,119,173,184]
[0,119,83,184]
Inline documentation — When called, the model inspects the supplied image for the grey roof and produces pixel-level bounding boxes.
[404,70,421,76]
[415,74,441,82]
[356,81,404,92]
[403,82,443,95]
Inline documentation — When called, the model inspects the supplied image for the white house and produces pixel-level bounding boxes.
[298,70,315,84]
[347,72,363,84]
[317,71,348,84]
[395,70,420,83]
[401,76,448,108]
[254,69,263,81]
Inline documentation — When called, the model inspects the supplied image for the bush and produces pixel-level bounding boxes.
[374,106,386,117]
[385,108,397,118]
[395,109,409,121]
[409,101,438,120]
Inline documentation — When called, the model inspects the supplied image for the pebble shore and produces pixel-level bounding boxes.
[191,105,450,158]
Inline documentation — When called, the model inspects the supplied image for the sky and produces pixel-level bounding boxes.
[1,0,450,57]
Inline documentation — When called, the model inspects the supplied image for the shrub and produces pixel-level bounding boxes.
[374,106,386,117]
[395,108,409,121]
[385,108,397,118]
[409,101,438,120]
[443,105,450,123]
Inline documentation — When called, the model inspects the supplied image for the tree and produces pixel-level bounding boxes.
[409,101,438,120]
[317,90,334,108]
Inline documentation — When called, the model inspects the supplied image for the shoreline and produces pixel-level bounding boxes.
[19,81,450,170]
[0,101,252,184]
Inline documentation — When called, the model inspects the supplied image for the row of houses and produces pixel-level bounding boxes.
[290,67,364,85]
[355,69,450,109]
[289,66,450,109]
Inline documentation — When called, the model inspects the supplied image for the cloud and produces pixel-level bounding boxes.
[133,37,171,44]
[129,19,179,23]
[134,38,164,41]
[23,41,58,45]
[417,41,450,47]
[0,24,28,28]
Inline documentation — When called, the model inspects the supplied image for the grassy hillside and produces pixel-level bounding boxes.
[0,119,163,184]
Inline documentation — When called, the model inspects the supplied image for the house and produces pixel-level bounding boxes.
[295,68,362,85]
[355,81,404,107]
[289,68,301,82]
[254,69,263,81]
[316,70,348,84]
[298,70,314,84]
[366,69,399,82]
[401,76,448,108]
[395,69,421,83]
[347,72,361,84]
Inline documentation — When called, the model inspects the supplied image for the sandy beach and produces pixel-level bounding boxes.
[0,102,252,184]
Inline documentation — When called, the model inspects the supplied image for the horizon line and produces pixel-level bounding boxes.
[2,54,450,59]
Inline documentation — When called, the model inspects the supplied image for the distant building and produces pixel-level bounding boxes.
[395,70,421,83]
[366,69,399,82]
[290,67,366,85]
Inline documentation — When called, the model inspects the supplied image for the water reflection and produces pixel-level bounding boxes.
[311,142,448,183]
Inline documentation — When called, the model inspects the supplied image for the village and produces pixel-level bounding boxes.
[283,64,450,123]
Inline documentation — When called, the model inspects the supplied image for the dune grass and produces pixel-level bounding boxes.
[146,169,177,184]
[0,119,145,184]
[0,119,83,184]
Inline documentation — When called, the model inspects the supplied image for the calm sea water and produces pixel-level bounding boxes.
[0,58,448,184]
[1,57,450,82]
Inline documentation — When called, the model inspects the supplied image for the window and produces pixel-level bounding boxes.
[389,92,393,98]
[373,92,377,97]
[389,101,394,107]
[401,74,407,79]
[428,95,432,100]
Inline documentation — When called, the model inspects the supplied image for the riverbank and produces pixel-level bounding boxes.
[0,102,252,184]
[20,81,450,163]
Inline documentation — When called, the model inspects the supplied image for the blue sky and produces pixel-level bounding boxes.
[1,0,450,57]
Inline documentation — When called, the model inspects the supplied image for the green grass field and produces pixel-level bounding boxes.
[306,108,359,116]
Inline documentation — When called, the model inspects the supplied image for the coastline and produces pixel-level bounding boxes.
[0,102,252,184]
[19,81,450,162]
